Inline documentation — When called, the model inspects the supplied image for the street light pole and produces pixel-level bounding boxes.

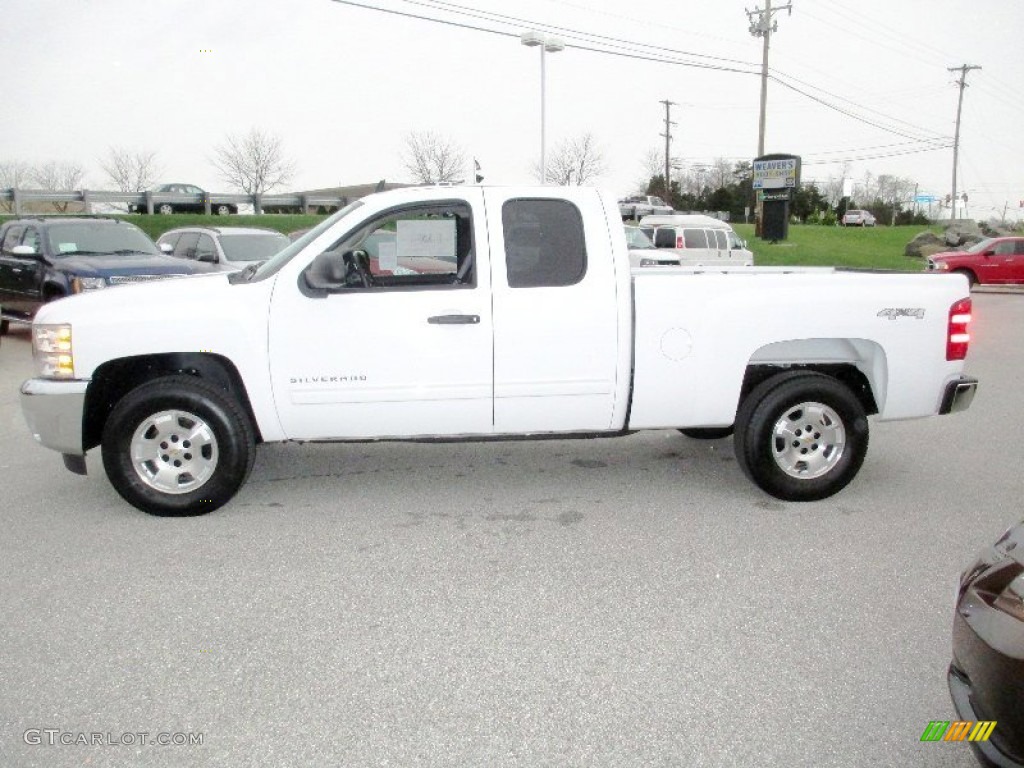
[521,31,564,185]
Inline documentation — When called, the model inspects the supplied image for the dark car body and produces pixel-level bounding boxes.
[0,218,210,331]
[929,238,1024,286]
[158,226,289,272]
[949,520,1024,767]
[128,184,238,216]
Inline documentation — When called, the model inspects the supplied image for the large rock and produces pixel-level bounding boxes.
[904,231,945,258]
[943,220,982,247]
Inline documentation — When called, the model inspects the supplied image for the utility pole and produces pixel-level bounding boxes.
[746,0,792,157]
[659,99,676,202]
[948,64,981,221]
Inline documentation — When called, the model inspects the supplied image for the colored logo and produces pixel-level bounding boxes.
[921,721,996,742]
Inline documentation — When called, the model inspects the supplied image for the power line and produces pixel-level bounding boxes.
[408,0,761,70]
[329,0,958,152]
[769,75,951,144]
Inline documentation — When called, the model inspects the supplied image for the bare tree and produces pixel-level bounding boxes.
[0,160,35,212]
[31,161,84,213]
[100,147,160,192]
[634,147,662,192]
[403,131,466,184]
[535,133,606,185]
[212,128,295,195]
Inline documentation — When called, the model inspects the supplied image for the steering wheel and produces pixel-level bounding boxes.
[343,249,372,288]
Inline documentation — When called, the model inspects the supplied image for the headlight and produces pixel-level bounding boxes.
[71,277,107,292]
[934,261,949,271]
[33,324,75,379]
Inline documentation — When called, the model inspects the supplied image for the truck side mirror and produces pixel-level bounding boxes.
[11,245,38,256]
[159,243,173,254]
[304,251,348,291]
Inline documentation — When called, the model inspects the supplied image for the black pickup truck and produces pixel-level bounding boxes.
[0,217,211,334]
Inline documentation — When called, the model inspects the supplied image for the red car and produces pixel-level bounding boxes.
[928,237,1024,286]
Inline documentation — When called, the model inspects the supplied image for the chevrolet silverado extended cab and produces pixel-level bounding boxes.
[20,186,977,516]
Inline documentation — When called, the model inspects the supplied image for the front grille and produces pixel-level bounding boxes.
[107,274,185,285]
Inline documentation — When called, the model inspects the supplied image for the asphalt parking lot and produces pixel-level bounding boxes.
[1,294,1021,768]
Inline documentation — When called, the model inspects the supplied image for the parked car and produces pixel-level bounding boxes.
[841,209,876,227]
[128,184,237,216]
[638,214,755,266]
[928,237,1024,287]
[949,519,1024,767]
[0,217,207,333]
[618,195,673,220]
[624,225,679,268]
[158,227,290,272]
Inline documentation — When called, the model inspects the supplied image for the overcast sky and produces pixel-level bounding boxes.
[2,0,1021,220]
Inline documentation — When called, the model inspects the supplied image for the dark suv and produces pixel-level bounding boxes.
[0,217,211,333]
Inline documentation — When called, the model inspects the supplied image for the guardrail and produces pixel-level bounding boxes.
[0,188,348,216]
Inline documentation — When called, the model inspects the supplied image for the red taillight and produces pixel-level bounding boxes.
[676,235,684,249]
[947,297,972,360]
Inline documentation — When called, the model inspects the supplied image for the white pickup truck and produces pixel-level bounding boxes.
[618,195,673,220]
[20,186,977,516]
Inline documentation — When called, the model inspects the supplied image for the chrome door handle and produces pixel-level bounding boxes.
[427,314,480,325]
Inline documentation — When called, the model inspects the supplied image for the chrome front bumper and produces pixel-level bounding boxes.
[20,378,89,455]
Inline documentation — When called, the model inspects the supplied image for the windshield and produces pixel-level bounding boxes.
[46,222,158,255]
[219,232,290,262]
[623,226,654,249]
[966,238,995,254]
[251,200,364,280]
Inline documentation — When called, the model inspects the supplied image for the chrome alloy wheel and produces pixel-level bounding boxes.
[771,401,846,480]
[130,409,219,494]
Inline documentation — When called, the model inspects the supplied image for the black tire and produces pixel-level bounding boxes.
[733,372,869,502]
[215,204,232,216]
[101,375,255,516]
[952,269,977,288]
[679,426,734,440]
[157,203,175,215]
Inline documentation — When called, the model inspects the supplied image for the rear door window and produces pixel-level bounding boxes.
[502,199,586,288]
[683,229,708,249]
[713,230,728,250]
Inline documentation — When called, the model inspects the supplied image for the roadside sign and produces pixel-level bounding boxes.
[753,157,798,190]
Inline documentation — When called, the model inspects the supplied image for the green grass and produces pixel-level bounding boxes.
[112,214,328,240]
[732,223,942,271]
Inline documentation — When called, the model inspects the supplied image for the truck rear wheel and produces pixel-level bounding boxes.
[733,372,869,501]
[101,375,255,516]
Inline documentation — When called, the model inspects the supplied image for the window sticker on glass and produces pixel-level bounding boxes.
[377,240,398,272]
[58,242,78,253]
[397,219,456,259]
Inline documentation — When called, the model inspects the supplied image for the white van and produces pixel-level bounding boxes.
[638,214,754,266]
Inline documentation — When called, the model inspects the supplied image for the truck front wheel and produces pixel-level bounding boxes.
[733,372,869,501]
[101,375,255,516]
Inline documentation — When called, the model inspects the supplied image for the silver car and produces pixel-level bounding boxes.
[841,209,877,227]
[157,226,290,272]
